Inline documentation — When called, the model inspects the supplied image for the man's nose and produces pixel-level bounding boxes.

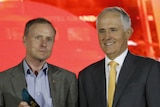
[41,39,47,46]
[104,30,112,39]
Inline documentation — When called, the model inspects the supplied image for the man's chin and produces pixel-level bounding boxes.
[37,57,48,62]
[104,51,117,59]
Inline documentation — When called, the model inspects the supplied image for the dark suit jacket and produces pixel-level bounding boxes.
[78,52,160,107]
[0,62,78,107]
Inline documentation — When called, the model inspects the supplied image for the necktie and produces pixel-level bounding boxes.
[108,61,118,107]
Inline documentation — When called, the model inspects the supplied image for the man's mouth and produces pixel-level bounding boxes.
[103,42,115,46]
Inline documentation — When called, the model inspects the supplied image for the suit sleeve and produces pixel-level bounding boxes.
[0,72,4,107]
[146,61,160,107]
[78,72,88,107]
[67,74,78,107]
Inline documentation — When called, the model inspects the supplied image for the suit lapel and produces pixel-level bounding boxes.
[48,65,63,106]
[91,59,107,107]
[113,52,137,107]
[11,63,26,99]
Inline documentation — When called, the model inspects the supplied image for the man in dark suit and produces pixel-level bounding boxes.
[0,18,78,107]
[78,6,160,107]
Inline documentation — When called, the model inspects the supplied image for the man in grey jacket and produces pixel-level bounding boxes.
[0,17,78,107]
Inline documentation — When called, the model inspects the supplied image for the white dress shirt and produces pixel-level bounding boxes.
[105,49,128,99]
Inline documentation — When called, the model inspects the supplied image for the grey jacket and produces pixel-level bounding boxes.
[0,62,78,107]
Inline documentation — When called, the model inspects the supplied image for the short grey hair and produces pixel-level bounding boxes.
[96,6,131,31]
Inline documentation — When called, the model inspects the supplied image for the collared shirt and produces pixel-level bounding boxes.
[105,49,128,99]
[23,60,53,107]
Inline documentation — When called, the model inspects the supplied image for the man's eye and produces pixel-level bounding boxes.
[35,36,41,39]
[47,38,53,42]
[110,29,117,32]
[99,29,105,33]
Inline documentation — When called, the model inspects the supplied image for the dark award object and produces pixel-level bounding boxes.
[22,88,40,107]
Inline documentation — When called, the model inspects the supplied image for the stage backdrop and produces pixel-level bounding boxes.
[0,0,160,76]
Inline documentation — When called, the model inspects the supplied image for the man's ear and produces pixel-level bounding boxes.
[23,36,27,46]
[126,27,134,39]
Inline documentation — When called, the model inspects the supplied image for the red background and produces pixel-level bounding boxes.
[0,0,160,76]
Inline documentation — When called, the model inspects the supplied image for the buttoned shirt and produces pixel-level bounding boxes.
[105,49,128,99]
[23,60,53,107]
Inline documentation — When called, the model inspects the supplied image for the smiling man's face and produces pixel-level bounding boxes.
[97,11,132,60]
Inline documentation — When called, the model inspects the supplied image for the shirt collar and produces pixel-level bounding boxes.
[105,49,128,66]
[23,60,48,76]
